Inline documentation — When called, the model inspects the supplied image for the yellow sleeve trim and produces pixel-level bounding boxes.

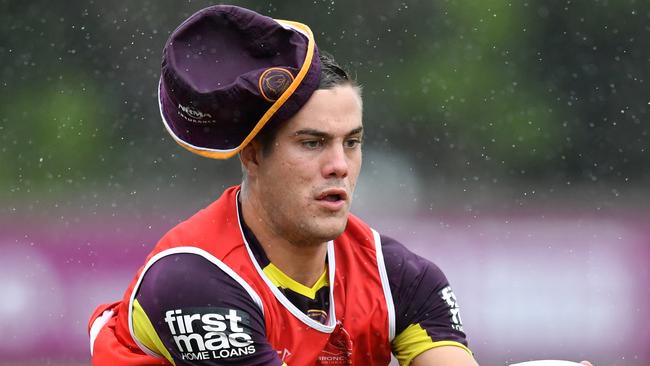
[262,263,328,299]
[392,323,472,366]
[132,299,176,365]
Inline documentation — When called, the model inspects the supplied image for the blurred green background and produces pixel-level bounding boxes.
[1,1,649,365]
[2,0,648,209]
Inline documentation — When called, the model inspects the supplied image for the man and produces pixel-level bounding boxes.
[88,5,588,366]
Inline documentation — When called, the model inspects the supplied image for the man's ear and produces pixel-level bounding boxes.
[239,140,262,178]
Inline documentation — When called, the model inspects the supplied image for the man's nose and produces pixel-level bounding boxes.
[322,143,348,178]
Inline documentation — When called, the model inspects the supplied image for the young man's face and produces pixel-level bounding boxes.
[252,85,363,245]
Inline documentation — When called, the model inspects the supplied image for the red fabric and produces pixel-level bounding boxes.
[88,185,392,365]
[89,301,169,366]
[87,301,120,334]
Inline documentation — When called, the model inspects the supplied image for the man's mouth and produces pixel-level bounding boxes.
[316,189,348,203]
[323,195,341,202]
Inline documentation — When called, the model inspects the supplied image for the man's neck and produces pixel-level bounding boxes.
[240,188,328,288]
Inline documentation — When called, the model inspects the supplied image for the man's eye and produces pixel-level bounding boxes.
[302,140,322,149]
[344,139,362,148]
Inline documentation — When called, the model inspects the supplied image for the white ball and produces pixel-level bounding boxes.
[510,361,584,366]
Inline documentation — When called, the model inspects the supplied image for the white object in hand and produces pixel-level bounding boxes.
[510,361,583,366]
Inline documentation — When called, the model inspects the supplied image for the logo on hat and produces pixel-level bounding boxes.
[177,103,214,124]
[259,67,294,102]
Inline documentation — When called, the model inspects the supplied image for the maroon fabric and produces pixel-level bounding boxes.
[132,233,468,365]
[159,5,320,151]
[136,253,282,365]
[381,236,468,345]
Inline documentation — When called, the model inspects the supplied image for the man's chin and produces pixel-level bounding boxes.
[316,218,349,242]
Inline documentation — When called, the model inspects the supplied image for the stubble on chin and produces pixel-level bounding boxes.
[287,214,349,247]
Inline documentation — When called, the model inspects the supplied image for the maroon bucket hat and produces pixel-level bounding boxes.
[158,5,321,159]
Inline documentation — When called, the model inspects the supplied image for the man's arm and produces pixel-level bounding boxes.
[131,251,283,365]
[381,235,478,366]
[411,346,479,366]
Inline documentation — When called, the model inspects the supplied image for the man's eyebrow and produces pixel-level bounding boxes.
[293,126,364,138]
[348,126,364,136]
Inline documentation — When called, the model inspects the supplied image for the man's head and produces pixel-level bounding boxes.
[158,5,363,245]
[240,53,363,245]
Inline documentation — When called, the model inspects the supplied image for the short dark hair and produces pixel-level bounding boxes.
[317,51,356,89]
[255,51,358,156]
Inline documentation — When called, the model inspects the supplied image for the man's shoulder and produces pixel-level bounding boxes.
[379,234,437,265]
[137,251,250,300]
[377,234,466,344]
[378,234,449,290]
[168,187,237,231]
[134,251,264,327]
[153,185,241,251]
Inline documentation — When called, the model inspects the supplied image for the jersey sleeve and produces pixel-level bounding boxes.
[381,235,472,366]
[130,252,283,366]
